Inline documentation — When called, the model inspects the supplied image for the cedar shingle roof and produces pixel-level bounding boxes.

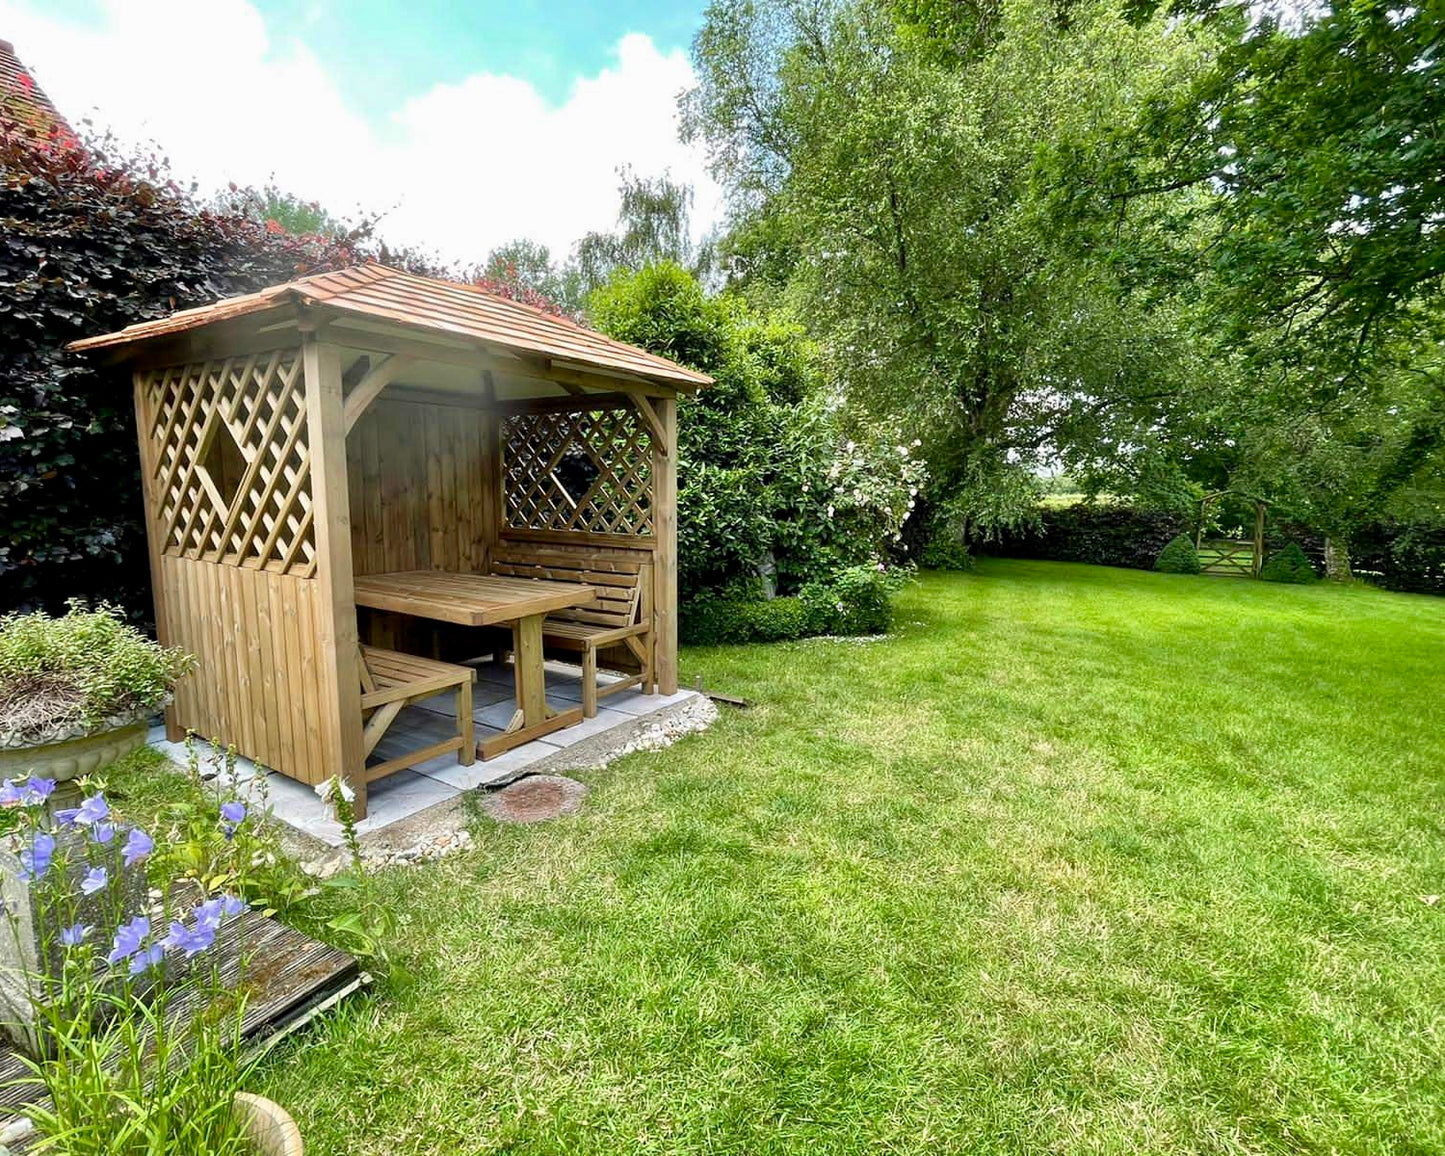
[0,39,73,141]
[68,263,713,389]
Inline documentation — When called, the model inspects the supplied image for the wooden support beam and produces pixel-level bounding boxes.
[629,393,667,453]
[303,337,368,819]
[343,353,416,435]
[652,397,678,695]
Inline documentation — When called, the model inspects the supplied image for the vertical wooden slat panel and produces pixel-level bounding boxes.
[295,586,325,780]
[425,406,445,569]
[158,556,323,785]
[479,408,499,575]
[277,567,307,779]
[238,567,267,763]
[251,571,278,769]
[364,415,383,574]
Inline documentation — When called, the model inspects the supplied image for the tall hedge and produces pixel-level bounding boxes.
[984,504,1188,570]
[0,131,377,619]
[982,503,1444,596]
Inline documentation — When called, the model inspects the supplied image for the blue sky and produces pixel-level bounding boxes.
[253,1,711,118]
[2,0,723,261]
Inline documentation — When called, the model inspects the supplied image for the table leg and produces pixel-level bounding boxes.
[514,612,547,727]
[477,613,585,760]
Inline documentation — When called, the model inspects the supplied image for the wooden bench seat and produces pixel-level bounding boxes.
[489,548,653,717]
[359,645,475,782]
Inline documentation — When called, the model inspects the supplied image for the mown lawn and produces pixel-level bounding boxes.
[254,560,1444,1155]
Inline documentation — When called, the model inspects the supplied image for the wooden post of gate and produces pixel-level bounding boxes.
[1253,500,1266,577]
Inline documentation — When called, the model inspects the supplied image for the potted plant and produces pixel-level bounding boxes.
[0,781,303,1154]
[0,603,192,784]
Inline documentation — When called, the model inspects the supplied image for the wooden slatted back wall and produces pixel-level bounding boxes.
[135,348,339,786]
[346,396,492,577]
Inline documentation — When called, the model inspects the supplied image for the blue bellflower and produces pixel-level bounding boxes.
[18,832,55,882]
[107,916,150,966]
[122,828,153,867]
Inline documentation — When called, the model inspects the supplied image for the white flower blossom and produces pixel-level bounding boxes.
[314,775,355,805]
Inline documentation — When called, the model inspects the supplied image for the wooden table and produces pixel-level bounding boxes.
[352,571,598,759]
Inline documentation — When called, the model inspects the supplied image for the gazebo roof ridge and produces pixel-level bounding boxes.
[68,261,713,390]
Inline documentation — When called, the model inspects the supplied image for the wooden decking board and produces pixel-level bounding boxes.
[0,910,361,1116]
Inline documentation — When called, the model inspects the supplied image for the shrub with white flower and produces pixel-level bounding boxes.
[0,777,257,1154]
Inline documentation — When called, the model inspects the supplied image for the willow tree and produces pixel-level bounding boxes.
[684,0,1215,540]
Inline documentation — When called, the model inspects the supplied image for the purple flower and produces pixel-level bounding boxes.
[107,916,150,966]
[80,866,108,896]
[163,919,216,957]
[221,895,246,918]
[24,778,55,805]
[0,781,22,807]
[128,943,164,976]
[90,823,115,846]
[74,795,108,826]
[220,800,246,839]
[59,923,91,947]
[18,832,55,882]
[122,828,153,867]
[193,897,226,932]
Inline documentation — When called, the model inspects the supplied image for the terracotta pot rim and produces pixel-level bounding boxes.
[234,1091,303,1156]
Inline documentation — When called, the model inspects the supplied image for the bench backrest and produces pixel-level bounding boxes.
[489,548,649,631]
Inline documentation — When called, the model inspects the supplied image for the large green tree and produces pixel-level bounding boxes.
[684,0,1215,541]
[1106,0,1445,567]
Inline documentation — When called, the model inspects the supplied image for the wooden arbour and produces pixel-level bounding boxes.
[72,264,711,816]
[1196,489,1271,578]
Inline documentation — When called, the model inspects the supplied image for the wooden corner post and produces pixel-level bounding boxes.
[132,371,182,742]
[303,337,368,818]
[652,396,678,695]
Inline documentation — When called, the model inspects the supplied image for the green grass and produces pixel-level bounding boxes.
[247,562,1443,1153]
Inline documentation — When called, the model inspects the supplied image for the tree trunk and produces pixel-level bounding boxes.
[1324,537,1353,582]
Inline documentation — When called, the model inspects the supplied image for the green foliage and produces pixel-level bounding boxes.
[1260,543,1317,585]
[0,602,192,742]
[1096,0,1445,549]
[257,564,1445,1154]
[0,131,420,620]
[1154,534,1202,575]
[681,565,903,644]
[800,564,905,636]
[919,530,975,571]
[990,503,1188,571]
[590,263,925,598]
[684,0,1213,532]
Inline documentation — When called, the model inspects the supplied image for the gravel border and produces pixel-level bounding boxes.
[295,694,720,875]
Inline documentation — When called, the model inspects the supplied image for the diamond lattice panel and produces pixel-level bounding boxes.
[502,408,654,537]
[141,350,316,575]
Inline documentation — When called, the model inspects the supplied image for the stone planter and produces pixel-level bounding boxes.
[235,1093,304,1156]
[0,831,150,1053]
[0,713,151,785]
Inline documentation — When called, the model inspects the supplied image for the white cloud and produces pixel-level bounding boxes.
[0,0,722,265]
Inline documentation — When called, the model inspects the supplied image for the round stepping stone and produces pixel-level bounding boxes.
[481,774,588,824]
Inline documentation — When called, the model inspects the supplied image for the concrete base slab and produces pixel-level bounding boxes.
[148,659,709,854]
